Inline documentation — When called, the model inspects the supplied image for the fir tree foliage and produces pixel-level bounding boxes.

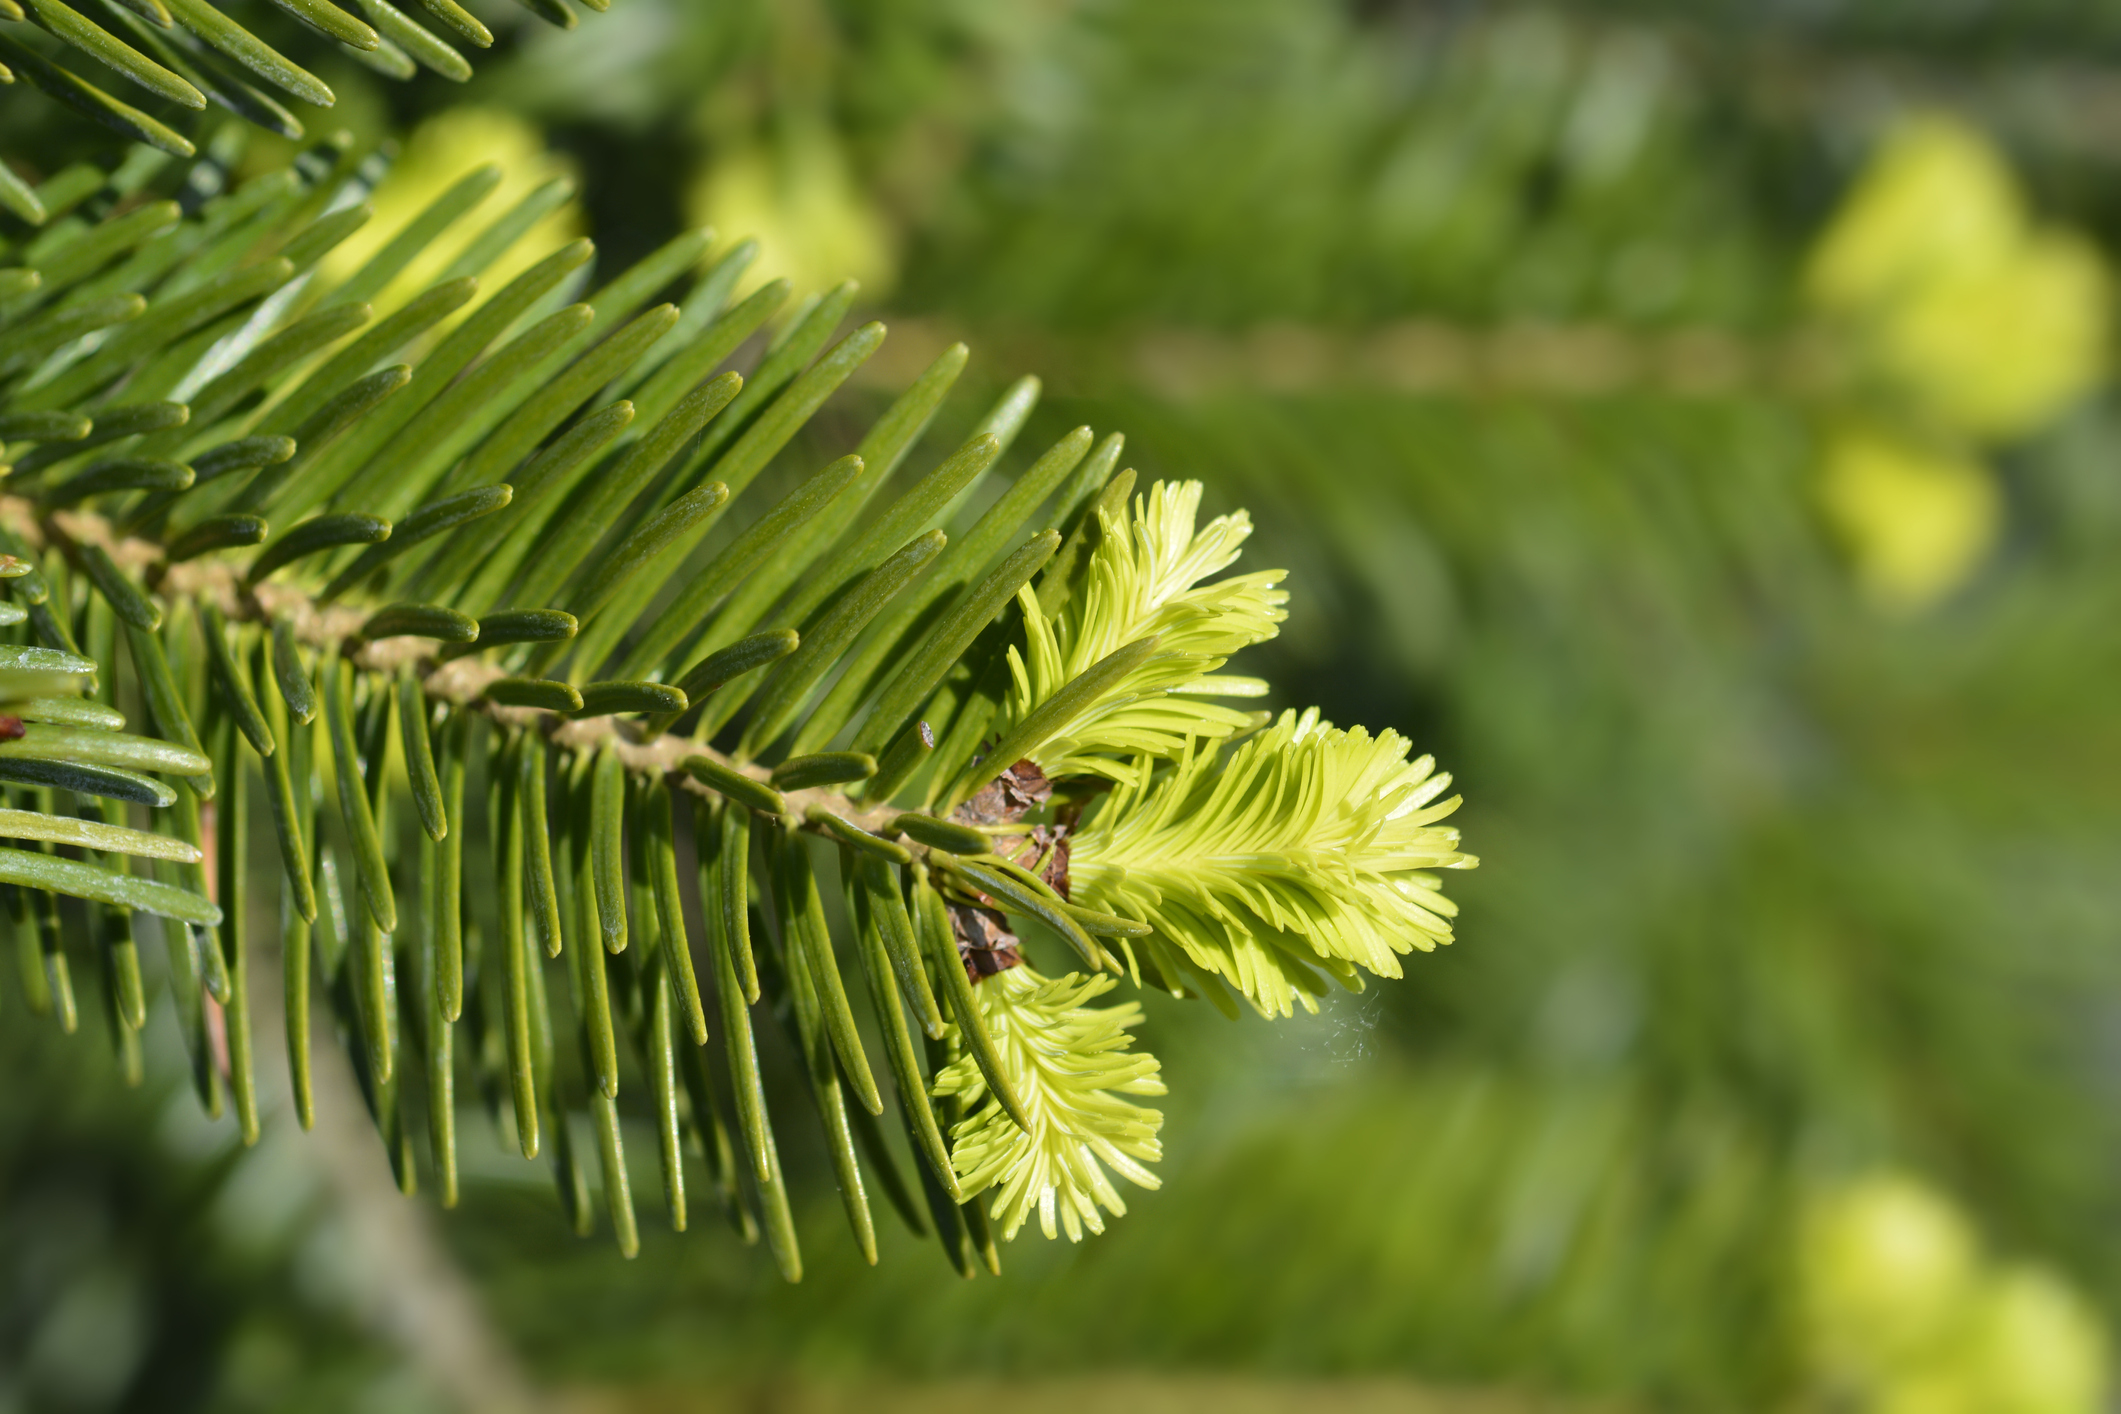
[1071,708,1472,1021]
[0,127,1474,1268]
[933,965,1165,1244]
[0,0,578,194]
[990,479,1286,787]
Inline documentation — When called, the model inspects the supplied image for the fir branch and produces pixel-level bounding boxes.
[0,133,1475,1271]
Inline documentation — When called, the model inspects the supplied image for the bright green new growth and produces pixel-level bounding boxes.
[985,479,1286,788]
[933,966,1165,1243]
[1072,708,1475,1020]
[0,129,1473,1273]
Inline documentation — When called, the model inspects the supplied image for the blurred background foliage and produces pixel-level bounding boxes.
[9,0,2121,1410]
